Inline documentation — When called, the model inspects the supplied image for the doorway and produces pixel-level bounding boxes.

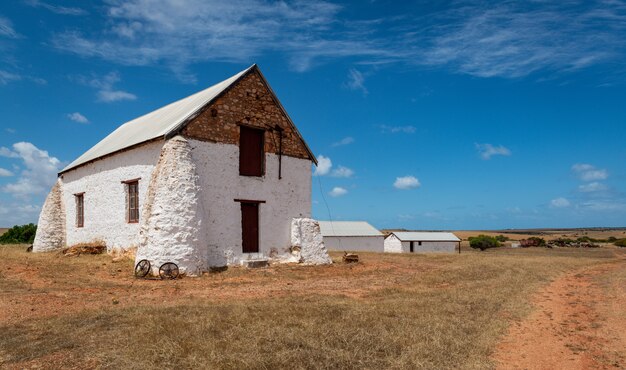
[241,202,259,253]
[410,241,414,253]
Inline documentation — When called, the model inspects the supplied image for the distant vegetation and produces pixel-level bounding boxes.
[0,224,37,244]
[468,235,501,251]
[615,239,626,248]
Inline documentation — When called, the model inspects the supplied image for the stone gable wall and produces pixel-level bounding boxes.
[182,70,311,161]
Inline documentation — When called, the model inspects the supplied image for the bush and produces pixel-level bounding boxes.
[520,237,547,248]
[468,235,501,251]
[614,239,626,248]
[495,235,509,242]
[0,224,38,244]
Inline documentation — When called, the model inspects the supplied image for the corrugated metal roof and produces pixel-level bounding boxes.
[319,221,383,237]
[60,64,316,174]
[390,232,460,242]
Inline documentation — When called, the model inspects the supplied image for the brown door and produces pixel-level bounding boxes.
[241,202,259,253]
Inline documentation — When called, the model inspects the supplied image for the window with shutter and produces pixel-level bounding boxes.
[239,126,264,176]
[127,181,139,223]
[75,194,84,228]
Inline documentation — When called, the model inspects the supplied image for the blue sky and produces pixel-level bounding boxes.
[1,0,625,230]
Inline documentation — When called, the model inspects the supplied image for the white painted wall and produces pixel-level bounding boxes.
[189,139,311,265]
[60,141,163,251]
[384,234,403,253]
[324,236,384,252]
[384,234,458,253]
[406,241,457,253]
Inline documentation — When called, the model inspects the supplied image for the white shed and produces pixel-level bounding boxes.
[318,221,384,252]
[384,232,460,253]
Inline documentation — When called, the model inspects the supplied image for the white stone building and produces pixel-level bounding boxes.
[318,221,384,252]
[384,232,461,253]
[33,65,332,275]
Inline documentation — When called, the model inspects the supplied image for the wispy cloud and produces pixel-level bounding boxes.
[394,175,421,190]
[550,197,571,208]
[0,168,13,177]
[475,143,511,160]
[572,163,608,181]
[67,112,89,124]
[331,166,354,178]
[344,68,367,95]
[0,70,21,85]
[48,1,626,81]
[0,142,63,199]
[23,0,87,15]
[0,16,20,39]
[5,128,16,134]
[379,125,416,134]
[578,181,607,193]
[329,186,348,197]
[331,136,354,147]
[77,71,137,102]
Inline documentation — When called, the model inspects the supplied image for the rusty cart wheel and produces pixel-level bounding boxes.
[134,259,151,278]
[159,262,179,280]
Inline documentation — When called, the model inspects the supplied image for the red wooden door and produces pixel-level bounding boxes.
[239,126,264,176]
[241,203,259,253]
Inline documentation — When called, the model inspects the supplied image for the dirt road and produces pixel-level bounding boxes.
[493,253,626,369]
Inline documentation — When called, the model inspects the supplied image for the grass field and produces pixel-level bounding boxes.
[0,244,624,369]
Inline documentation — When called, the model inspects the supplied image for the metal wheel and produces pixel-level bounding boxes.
[134,259,151,278]
[159,262,179,280]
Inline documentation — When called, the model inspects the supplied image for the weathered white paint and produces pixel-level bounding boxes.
[289,218,332,265]
[189,139,312,265]
[402,241,457,253]
[324,236,384,252]
[135,137,209,276]
[384,234,403,253]
[32,179,66,252]
[60,141,163,251]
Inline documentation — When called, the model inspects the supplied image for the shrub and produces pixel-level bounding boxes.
[468,235,501,251]
[614,239,626,248]
[495,235,509,242]
[0,224,37,244]
[520,237,547,248]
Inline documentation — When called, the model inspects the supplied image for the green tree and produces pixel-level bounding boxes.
[0,224,38,244]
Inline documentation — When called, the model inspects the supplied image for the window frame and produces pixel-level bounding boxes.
[125,180,140,224]
[238,125,265,177]
[75,193,84,228]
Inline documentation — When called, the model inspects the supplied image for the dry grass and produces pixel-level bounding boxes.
[0,244,623,369]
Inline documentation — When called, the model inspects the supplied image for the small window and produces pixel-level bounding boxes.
[418,241,422,246]
[127,181,139,223]
[75,194,84,228]
[239,126,265,176]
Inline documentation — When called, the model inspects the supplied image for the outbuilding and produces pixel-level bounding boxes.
[318,221,384,252]
[384,232,461,253]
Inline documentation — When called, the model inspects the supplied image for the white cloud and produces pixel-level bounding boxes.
[0,16,20,39]
[345,68,367,95]
[314,155,332,176]
[5,128,16,134]
[331,166,354,178]
[329,187,348,197]
[572,163,608,181]
[0,70,21,85]
[67,112,89,124]
[0,142,62,198]
[0,202,41,226]
[578,182,607,193]
[24,0,87,15]
[379,125,416,134]
[579,200,626,212]
[550,197,571,208]
[0,168,13,177]
[475,143,511,160]
[77,71,137,102]
[331,137,354,147]
[394,176,421,190]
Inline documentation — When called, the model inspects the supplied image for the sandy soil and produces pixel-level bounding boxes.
[493,252,626,369]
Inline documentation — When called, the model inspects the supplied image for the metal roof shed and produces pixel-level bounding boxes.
[318,221,384,252]
[384,232,461,253]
